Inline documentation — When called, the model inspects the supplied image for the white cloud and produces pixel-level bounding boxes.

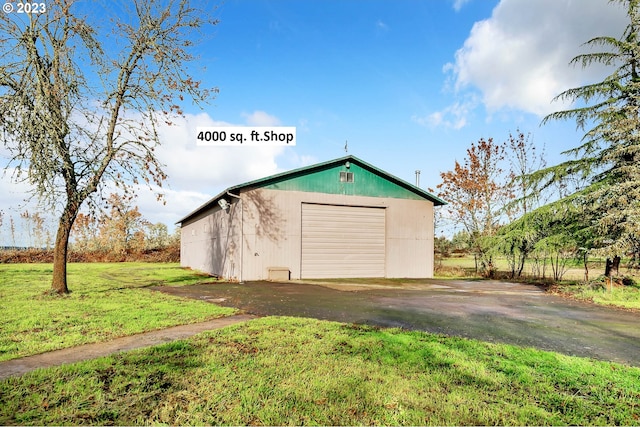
[130,184,212,228]
[298,118,310,132]
[413,96,478,130]
[452,0,472,12]
[156,111,284,193]
[376,20,389,32]
[0,169,56,246]
[285,152,317,169]
[0,170,36,212]
[0,110,290,238]
[151,110,287,224]
[446,0,627,117]
[241,110,282,126]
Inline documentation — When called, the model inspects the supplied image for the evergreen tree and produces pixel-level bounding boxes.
[540,0,640,266]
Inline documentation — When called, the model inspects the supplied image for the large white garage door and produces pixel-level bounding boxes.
[301,203,386,278]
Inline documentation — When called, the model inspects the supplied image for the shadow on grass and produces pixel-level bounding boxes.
[1,340,207,426]
[2,317,640,426]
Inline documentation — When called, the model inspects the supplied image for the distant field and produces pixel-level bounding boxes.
[437,255,640,310]
[437,255,639,282]
[0,263,236,361]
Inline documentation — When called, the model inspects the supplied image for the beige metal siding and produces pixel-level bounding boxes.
[301,203,385,278]
[180,201,241,279]
[385,199,434,278]
[182,188,435,280]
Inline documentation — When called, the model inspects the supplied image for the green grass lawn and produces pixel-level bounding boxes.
[1,316,639,426]
[0,263,236,361]
[3,262,640,425]
[437,255,640,310]
[552,282,640,310]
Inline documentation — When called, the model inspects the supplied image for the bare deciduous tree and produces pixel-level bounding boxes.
[0,0,217,293]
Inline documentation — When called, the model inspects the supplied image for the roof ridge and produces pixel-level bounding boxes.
[176,155,445,224]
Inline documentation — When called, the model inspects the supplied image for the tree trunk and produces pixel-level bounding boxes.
[51,203,79,294]
[516,240,528,277]
[517,253,526,278]
[604,256,620,277]
[583,251,589,283]
[613,255,620,276]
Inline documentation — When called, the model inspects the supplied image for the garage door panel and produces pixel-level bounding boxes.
[303,238,385,246]
[301,204,385,278]
[302,246,384,253]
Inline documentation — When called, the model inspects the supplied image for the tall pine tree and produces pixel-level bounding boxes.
[540,0,640,266]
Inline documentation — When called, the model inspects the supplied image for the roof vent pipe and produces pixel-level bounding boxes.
[415,170,421,187]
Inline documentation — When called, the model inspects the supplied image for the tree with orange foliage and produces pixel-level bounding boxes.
[436,138,513,276]
[97,194,149,257]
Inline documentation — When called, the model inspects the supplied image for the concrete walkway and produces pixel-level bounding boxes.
[0,314,258,381]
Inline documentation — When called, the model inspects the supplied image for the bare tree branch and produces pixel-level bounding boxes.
[0,0,218,293]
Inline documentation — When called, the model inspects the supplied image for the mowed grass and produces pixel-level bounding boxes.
[556,283,640,310]
[1,316,639,426]
[0,263,236,361]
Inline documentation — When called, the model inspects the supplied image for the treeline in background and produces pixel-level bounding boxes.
[0,194,179,263]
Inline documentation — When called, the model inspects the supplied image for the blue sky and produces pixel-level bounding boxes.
[0,0,629,243]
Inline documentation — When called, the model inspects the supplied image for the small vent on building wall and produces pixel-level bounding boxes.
[339,171,354,182]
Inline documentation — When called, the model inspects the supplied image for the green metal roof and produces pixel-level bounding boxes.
[177,155,446,224]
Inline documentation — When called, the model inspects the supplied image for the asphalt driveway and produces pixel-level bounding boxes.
[152,279,640,367]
